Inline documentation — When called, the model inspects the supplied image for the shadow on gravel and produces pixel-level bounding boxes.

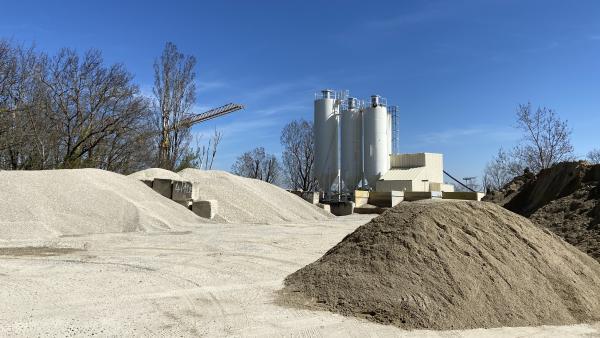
[0,246,85,257]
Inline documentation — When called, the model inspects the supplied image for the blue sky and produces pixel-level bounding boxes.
[1,0,599,183]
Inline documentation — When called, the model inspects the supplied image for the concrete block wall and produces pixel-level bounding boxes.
[141,178,219,219]
[404,191,443,201]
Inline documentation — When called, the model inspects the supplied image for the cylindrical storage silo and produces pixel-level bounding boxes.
[363,95,389,187]
[314,90,338,192]
[340,97,362,192]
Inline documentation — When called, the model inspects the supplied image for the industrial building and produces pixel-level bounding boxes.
[313,89,455,203]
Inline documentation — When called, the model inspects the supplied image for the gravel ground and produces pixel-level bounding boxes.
[0,215,598,337]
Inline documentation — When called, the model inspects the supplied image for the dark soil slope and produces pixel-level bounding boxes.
[484,162,600,260]
[280,201,600,330]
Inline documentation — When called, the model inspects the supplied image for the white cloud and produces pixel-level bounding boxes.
[254,101,309,117]
[363,4,455,30]
[197,80,228,92]
[192,117,279,140]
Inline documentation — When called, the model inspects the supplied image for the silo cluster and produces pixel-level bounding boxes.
[313,89,397,193]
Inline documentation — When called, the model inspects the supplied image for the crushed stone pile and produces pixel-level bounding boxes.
[128,167,184,181]
[280,201,600,330]
[0,169,203,241]
[178,169,333,224]
[484,161,600,261]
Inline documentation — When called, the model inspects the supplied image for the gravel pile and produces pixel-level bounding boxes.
[485,161,600,261]
[0,169,203,241]
[178,169,333,224]
[279,201,600,330]
[128,167,184,181]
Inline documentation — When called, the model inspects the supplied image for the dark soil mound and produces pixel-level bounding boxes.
[484,161,600,261]
[279,201,600,330]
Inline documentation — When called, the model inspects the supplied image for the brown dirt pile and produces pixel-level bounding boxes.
[280,201,600,330]
[484,161,600,260]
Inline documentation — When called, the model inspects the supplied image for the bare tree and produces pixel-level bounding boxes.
[0,40,155,172]
[280,119,317,191]
[153,42,196,170]
[231,147,281,184]
[39,48,152,169]
[587,149,600,164]
[176,129,222,171]
[483,148,525,190]
[483,103,574,191]
[513,103,574,173]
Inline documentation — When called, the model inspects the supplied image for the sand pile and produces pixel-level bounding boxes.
[280,201,600,330]
[0,169,203,241]
[128,167,183,181]
[178,169,333,223]
[485,161,600,261]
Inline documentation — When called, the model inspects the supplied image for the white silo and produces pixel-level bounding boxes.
[340,97,362,191]
[363,95,389,187]
[314,90,338,192]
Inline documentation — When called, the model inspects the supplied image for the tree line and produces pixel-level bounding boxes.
[483,103,599,191]
[231,119,318,191]
[0,39,216,173]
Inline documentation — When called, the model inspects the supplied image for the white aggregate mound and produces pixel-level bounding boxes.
[127,167,183,181]
[0,169,203,241]
[178,169,333,224]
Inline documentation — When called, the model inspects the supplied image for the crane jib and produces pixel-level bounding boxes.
[173,103,244,130]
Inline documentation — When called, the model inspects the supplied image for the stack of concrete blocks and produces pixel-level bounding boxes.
[149,178,194,207]
[143,178,218,219]
[288,190,320,205]
[288,190,330,213]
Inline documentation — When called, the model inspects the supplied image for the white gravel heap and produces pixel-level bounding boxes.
[128,167,183,181]
[0,169,203,241]
[178,169,333,224]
